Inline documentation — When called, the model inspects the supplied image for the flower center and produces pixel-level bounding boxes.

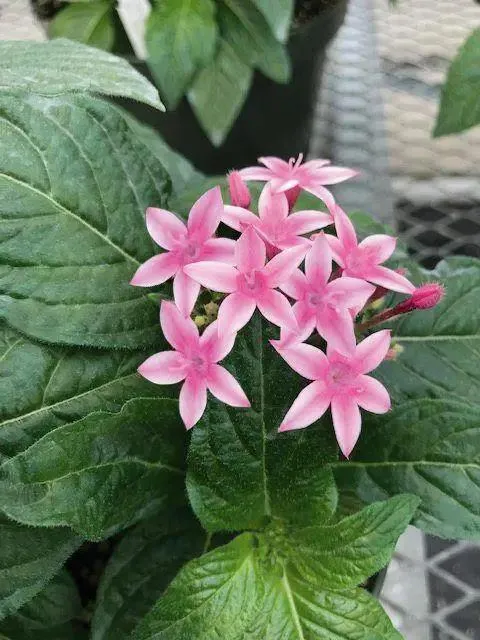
[189,355,208,375]
[183,242,201,261]
[327,361,358,390]
[238,270,267,297]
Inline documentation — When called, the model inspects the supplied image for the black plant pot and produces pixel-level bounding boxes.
[121,0,348,175]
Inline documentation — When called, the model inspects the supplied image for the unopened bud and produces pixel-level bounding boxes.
[228,171,251,209]
[385,343,404,361]
[410,283,445,310]
[284,184,301,211]
[204,301,219,318]
[194,315,207,328]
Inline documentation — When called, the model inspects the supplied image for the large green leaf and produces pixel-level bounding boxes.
[250,568,402,640]
[434,28,480,136]
[0,516,81,619]
[133,498,413,639]
[0,570,84,639]
[333,398,480,540]
[0,323,167,462]
[91,508,208,640]
[221,0,291,83]
[0,398,186,540]
[376,257,480,403]
[133,533,263,640]
[187,313,338,533]
[289,495,419,589]
[0,39,163,110]
[251,0,294,41]
[0,94,171,349]
[49,1,117,51]
[146,0,218,109]
[188,37,253,146]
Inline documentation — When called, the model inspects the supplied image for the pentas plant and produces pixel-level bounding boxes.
[132,157,444,458]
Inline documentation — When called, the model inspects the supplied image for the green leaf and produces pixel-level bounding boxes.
[187,38,253,146]
[0,398,186,540]
[0,323,170,461]
[0,570,84,639]
[0,516,81,619]
[434,28,480,136]
[376,257,480,403]
[187,313,338,532]
[0,39,164,111]
[251,568,402,640]
[333,398,480,540]
[123,114,203,194]
[0,94,171,349]
[221,0,291,83]
[146,0,218,109]
[132,533,263,640]
[92,508,208,640]
[49,1,117,51]
[289,495,419,589]
[251,0,294,42]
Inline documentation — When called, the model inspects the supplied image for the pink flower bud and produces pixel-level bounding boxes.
[284,184,301,211]
[410,283,445,309]
[228,171,251,209]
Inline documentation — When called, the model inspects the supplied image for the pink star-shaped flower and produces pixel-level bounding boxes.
[273,330,391,457]
[238,154,358,212]
[222,184,332,258]
[184,226,307,334]
[130,187,235,316]
[280,233,375,355]
[138,301,250,430]
[326,205,415,294]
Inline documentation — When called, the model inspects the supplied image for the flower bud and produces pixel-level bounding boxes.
[410,283,445,310]
[228,171,251,209]
[284,184,301,211]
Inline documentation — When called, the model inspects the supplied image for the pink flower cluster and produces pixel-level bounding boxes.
[131,155,442,458]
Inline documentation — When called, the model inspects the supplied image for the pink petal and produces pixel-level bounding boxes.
[270,178,300,193]
[304,184,336,213]
[302,159,331,172]
[256,289,297,330]
[160,300,199,353]
[355,375,391,413]
[235,226,266,273]
[331,395,362,458]
[130,252,179,287]
[279,269,308,300]
[315,166,359,185]
[354,329,391,374]
[258,156,291,174]
[218,293,256,334]
[239,166,274,182]
[270,341,328,380]
[362,265,415,294]
[279,381,331,432]
[358,234,397,264]
[138,351,187,384]
[325,234,346,267]
[327,277,376,310]
[173,270,201,317]
[187,186,222,243]
[332,205,357,252]
[272,303,315,349]
[145,207,186,250]
[182,262,238,293]
[206,364,250,407]
[285,210,333,236]
[305,233,332,286]
[179,375,207,430]
[200,320,236,362]
[258,184,288,224]
[263,245,308,288]
[222,205,259,232]
[316,308,357,356]
[202,237,237,264]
